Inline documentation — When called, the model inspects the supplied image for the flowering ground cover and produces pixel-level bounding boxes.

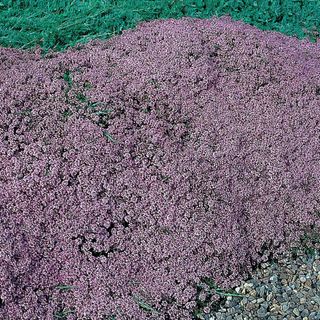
[0,16,320,320]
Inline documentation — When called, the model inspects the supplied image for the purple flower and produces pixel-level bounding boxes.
[0,15,319,319]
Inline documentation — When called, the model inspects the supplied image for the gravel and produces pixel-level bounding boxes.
[209,247,320,319]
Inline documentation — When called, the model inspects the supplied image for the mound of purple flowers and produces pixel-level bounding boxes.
[0,16,320,320]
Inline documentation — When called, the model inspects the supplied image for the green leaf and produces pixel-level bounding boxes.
[44,163,51,176]
[62,109,72,119]
[194,310,205,319]
[94,109,112,115]
[88,101,106,108]
[15,108,32,116]
[133,295,159,315]
[202,277,245,297]
[56,283,75,291]
[63,70,73,87]
[54,308,75,319]
[76,92,87,102]
[103,130,116,143]
[83,81,93,89]
[216,291,244,297]
[202,277,218,289]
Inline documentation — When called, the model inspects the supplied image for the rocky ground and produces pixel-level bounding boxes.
[210,248,320,320]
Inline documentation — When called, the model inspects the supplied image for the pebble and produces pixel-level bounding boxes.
[209,247,320,319]
[292,308,299,316]
[282,303,290,312]
[256,306,268,318]
[300,297,306,304]
[301,309,309,317]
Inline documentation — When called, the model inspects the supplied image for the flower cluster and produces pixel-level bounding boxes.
[0,16,319,319]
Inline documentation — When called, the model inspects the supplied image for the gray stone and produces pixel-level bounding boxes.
[225,300,237,308]
[215,313,224,320]
[241,297,248,305]
[281,303,290,312]
[282,292,289,301]
[234,304,241,311]
[292,308,300,316]
[296,292,304,299]
[309,312,317,320]
[311,295,320,304]
[209,248,320,320]
[257,306,268,318]
[228,307,235,314]
[277,296,287,303]
[291,295,300,304]
[258,286,266,297]
[301,309,309,317]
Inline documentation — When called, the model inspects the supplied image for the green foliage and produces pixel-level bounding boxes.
[94,109,112,115]
[55,283,76,292]
[193,276,246,318]
[103,130,116,143]
[290,225,320,259]
[132,294,159,315]
[53,308,75,319]
[0,0,319,53]
[299,229,320,257]
[76,92,88,103]
[63,70,73,88]
[199,277,244,298]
